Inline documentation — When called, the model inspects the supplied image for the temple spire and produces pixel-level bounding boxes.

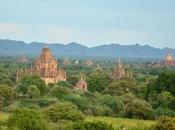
[117,58,123,68]
[112,58,132,80]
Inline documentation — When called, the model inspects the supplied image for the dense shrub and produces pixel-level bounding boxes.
[0,70,14,86]
[0,84,15,107]
[57,81,72,88]
[148,72,175,97]
[84,121,114,130]
[7,108,47,130]
[43,102,85,122]
[27,85,40,99]
[124,99,154,119]
[95,94,123,113]
[67,75,79,86]
[63,95,90,111]
[120,92,136,104]
[72,121,114,130]
[49,85,72,99]
[103,79,136,96]
[84,105,113,116]
[37,98,57,107]
[168,97,175,110]
[154,116,175,130]
[87,69,111,92]
[17,75,46,96]
[154,107,175,117]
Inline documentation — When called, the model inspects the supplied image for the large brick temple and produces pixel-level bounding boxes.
[17,47,67,84]
[32,47,66,84]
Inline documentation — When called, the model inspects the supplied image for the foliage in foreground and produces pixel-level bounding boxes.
[7,108,47,130]
[72,121,114,130]
[86,116,154,130]
[0,111,156,130]
[153,116,175,130]
[43,102,85,122]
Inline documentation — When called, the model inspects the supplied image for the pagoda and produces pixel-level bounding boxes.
[111,59,132,80]
[63,58,71,65]
[19,54,28,62]
[74,75,87,91]
[84,59,94,66]
[31,47,66,84]
[164,52,175,66]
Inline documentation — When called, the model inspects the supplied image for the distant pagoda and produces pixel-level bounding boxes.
[149,51,175,67]
[19,54,28,62]
[111,59,133,80]
[164,51,175,66]
[84,59,94,66]
[63,58,71,65]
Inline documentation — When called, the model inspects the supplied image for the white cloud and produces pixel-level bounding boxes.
[0,23,170,48]
[0,23,25,34]
[47,27,75,43]
[45,26,150,47]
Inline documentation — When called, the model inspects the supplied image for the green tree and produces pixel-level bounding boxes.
[0,72,14,86]
[67,75,79,86]
[154,116,175,130]
[123,99,154,119]
[158,91,173,106]
[17,75,46,96]
[72,121,114,130]
[7,108,47,130]
[168,97,175,110]
[63,95,90,111]
[84,121,114,130]
[49,85,72,99]
[95,94,123,114]
[0,84,15,107]
[57,81,72,88]
[149,72,175,96]
[84,105,113,116]
[43,102,85,122]
[103,79,136,96]
[146,72,175,110]
[87,69,111,92]
[0,95,4,109]
[27,85,40,99]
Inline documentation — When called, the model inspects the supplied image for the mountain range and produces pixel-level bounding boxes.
[0,39,174,59]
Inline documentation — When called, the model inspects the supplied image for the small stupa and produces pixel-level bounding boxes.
[74,75,87,91]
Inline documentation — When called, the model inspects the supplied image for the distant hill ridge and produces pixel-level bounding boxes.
[0,39,174,58]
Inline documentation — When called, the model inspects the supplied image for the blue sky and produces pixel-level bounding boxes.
[0,0,175,48]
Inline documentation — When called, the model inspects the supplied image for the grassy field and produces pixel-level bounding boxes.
[0,112,9,123]
[0,112,155,130]
[86,116,155,130]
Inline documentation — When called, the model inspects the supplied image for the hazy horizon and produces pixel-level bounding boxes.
[1,38,175,50]
[0,0,175,48]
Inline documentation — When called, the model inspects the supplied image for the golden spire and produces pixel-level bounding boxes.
[165,51,174,61]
